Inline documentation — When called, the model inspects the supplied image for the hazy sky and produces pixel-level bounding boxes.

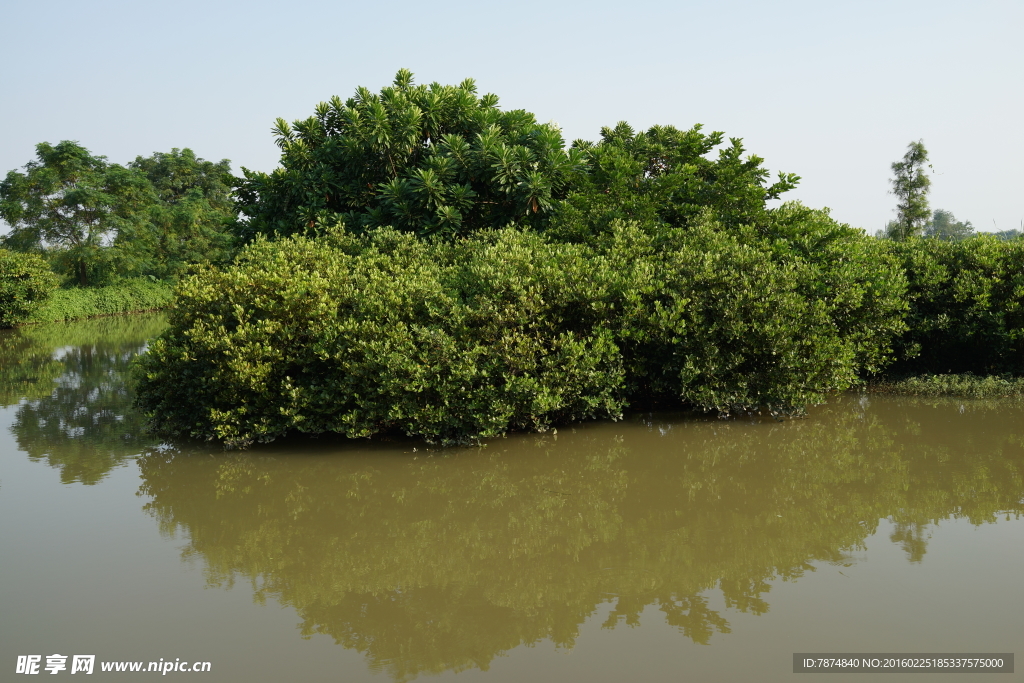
[3,0,1021,234]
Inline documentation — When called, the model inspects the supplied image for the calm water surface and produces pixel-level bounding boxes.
[1,315,1022,682]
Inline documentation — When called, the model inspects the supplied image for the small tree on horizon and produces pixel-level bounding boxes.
[924,208,974,241]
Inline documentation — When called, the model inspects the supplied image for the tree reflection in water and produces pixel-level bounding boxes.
[1,314,166,484]
[4,314,1023,680]
[134,399,1024,681]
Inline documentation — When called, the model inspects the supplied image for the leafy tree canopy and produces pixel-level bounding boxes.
[118,148,236,280]
[236,72,803,245]
[234,69,586,241]
[0,142,234,286]
[550,121,800,241]
[0,141,153,286]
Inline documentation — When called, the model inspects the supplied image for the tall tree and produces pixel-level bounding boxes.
[0,141,152,286]
[888,140,931,241]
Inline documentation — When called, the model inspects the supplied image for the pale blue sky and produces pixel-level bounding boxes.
[3,0,1021,233]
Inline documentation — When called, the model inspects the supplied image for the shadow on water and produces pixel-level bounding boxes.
[3,319,1023,680]
[134,399,1024,681]
[0,314,167,484]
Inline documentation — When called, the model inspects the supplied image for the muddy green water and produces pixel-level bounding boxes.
[1,315,1021,682]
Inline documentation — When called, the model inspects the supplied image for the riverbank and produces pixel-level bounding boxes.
[865,373,1024,399]
[24,279,173,325]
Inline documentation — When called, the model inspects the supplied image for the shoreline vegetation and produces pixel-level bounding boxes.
[26,278,173,325]
[0,248,173,327]
[1,143,233,329]
[3,70,1023,447]
[864,373,1024,399]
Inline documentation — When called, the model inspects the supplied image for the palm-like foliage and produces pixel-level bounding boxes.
[234,69,586,240]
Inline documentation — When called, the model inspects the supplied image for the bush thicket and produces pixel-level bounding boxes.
[868,373,1024,399]
[887,235,1024,376]
[136,230,621,446]
[0,248,58,327]
[135,213,907,446]
[133,70,966,447]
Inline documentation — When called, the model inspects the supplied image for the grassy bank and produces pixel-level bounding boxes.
[25,279,174,325]
[866,373,1024,399]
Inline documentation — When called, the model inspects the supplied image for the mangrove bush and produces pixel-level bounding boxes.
[136,218,906,446]
[887,235,1024,375]
[134,70,911,446]
[234,69,584,241]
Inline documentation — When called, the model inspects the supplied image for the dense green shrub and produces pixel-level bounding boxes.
[0,248,58,327]
[29,278,173,324]
[610,208,908,411]
[887,235,1024,375]
[868,373,1024,399]
[135,218,907,447]
[135,229,624,447]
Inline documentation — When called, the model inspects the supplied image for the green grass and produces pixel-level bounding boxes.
[26,278,174,325]
[866,373,1024,399]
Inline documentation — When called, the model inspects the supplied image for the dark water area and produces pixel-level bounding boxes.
[1,315,1022,682]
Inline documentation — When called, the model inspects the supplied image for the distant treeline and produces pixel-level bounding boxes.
[0,250,174,326]
[0,144,233,324]
[3,69,1023,446]
[880,208,1021,243]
